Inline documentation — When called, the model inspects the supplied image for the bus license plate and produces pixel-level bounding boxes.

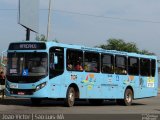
[18,92,25,95]
[10,84,18,89]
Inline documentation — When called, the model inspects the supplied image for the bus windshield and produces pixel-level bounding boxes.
[7,52,48,77]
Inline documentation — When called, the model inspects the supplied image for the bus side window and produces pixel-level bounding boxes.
[140,58,150,76]
[101,54,114,74]
[66,49,83,71]
[115,56,127,75]
[84,52,100,73]
[128,57,139,76]
[49,54,55,70]
[151,59,156,77]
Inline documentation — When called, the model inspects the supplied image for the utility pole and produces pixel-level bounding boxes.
[26,28,30,41]
[47,0,52,41]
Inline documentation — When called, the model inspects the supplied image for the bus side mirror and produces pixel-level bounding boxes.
[54,56,58,64]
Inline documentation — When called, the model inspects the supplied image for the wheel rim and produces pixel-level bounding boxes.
[69,92,74,102]
[68,89,75,106]
[126,92,132,103]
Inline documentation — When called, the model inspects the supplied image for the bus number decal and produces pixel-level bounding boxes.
[108,75,112,84]
[147,77,155,88]
[116,75,119,81]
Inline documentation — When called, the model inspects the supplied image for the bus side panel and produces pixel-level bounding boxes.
[116,74,130,99]
[130,76,140,99]
[48,75,67,98]
[62,71,87,98]
[66,72,104,99]
[134,75,158,99]
[101,74,124,99]
[84,73,100,98]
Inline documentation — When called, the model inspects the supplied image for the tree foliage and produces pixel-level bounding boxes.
[97,38,154,55]
[36,34,59,42]
[36,34,47,42]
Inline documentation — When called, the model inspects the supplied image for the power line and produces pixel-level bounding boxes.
[0,9,17,11]
[0,8,160,24]
[53,9,160,24]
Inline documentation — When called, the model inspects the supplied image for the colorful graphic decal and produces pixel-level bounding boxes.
[147,77,155,88]
[123,76,135,85]
[129,76,135,81]
[82,74,96,90]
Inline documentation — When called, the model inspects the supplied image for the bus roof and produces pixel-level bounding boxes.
[8,41,157,59]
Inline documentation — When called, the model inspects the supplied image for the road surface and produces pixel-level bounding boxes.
[0,93,159,120]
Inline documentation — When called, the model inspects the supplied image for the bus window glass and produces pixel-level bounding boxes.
[7,52,48,76]
[49,47,64,79]
[12,57,18,69]
[84,52,100,73]
[67,49,83,71]
[101,54,114,74]
[115,56,127,74]
[140,58,150,76]
[128,57,139,75]
[151,59,156,77]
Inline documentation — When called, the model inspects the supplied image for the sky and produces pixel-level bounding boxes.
[0,0,160,58]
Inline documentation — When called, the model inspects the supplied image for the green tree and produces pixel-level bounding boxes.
[36,34,47,42]
[140,50,155,55]
[36,34,59,43]
[51,38,59,43]
[97,38,138,53]
[97,38,154,55]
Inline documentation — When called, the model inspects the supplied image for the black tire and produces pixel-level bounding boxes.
[117,89,133,106]
[89,99,104,106]
[64,87,75,107]
[31,98,42,105]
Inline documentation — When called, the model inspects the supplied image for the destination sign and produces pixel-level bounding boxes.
[20,44,37,49]
[8,43,46,50]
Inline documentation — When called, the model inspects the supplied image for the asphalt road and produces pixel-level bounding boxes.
[0,93,159,120]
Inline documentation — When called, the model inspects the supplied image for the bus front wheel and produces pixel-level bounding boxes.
[64,87,75,107]
[117,88,133,106]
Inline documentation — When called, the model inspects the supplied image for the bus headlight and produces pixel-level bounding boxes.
[36,82,47,91]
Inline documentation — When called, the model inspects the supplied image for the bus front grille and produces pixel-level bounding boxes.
[10,88,35,95]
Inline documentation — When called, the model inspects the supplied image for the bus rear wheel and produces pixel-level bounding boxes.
[64,87,75,107]
[117,89,133,106]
